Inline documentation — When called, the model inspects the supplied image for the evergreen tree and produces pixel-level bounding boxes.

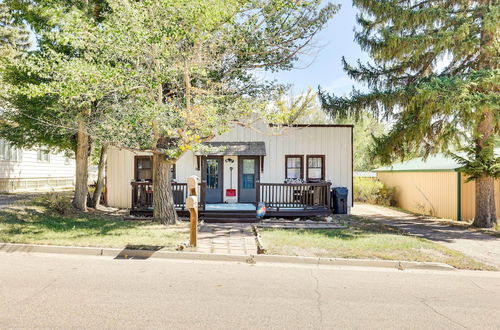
[0,2,28,59]
[0,2,29,110]
[319,0,499,227]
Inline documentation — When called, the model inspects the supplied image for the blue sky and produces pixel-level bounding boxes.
[263,0,369,96]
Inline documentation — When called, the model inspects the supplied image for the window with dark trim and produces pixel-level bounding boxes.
[135,156,152,181]
[306,155,325,181]
[134,156,176,181]
[285,155,303,179]
[171,163,176,181]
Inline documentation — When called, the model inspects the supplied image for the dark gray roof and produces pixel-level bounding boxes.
[196,142,266,156]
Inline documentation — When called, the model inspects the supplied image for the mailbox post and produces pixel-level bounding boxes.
[186,176,199,247]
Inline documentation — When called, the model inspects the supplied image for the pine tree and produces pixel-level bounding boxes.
[319,0,499,228]
[0,2,29,109]
[0,3,29,59]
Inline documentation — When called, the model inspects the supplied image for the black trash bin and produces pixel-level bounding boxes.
[331,187,348,214]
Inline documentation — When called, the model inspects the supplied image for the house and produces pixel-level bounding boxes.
[0,139,76,192]
[374,150,500,221]
[106,123,353,220]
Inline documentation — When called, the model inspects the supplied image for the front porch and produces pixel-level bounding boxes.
[130,181,333,221]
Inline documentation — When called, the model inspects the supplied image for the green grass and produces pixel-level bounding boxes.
[260,217,496,271]
[0,194,188,249]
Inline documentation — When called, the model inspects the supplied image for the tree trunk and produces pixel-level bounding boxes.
[473,110,496,228]
[73,120,90,211]
[474,176,496,228]
[91,144,108,208]
[152,152,178,225]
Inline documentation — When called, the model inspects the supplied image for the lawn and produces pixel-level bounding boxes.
[0,194,188,249]
[259,217,496,271]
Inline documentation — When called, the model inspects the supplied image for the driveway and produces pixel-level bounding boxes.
[352,204,500,268]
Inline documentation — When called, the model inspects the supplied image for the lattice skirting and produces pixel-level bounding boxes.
[0,177,75,193]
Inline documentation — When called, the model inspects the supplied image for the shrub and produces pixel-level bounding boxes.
[33,192,74,216]
[354,177,395,206]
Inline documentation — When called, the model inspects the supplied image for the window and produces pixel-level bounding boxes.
[307,155,325,181]
[134,156,176,181]
[135,156,152,181]
[285,155,303,179]
[0,139,22,162]
[171,163,176,181]
[37,149,50,162]
[242,158,256,189]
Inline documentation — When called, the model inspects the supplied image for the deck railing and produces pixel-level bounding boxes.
[131,181,331,212]
[256,181,331,210]
[131,181,206,211]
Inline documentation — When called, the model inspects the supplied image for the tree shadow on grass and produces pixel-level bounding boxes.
[279,217,407,241]
[0,207,146,237]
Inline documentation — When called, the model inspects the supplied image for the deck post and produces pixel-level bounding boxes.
[256,181,260,206]
[187,176,199,247]
[326,182,332,208]
[131,182,134,210]
[200,182,207,211]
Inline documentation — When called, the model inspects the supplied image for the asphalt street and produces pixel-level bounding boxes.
[0,253,499,329]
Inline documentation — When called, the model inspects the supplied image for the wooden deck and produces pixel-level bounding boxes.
[130,181,333,221]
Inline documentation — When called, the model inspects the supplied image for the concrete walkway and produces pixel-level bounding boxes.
[352,204,500,268]
[0,194,32,209]
[196,224,257,255]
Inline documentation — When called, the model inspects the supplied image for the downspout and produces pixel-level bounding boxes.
[457,171,462,221]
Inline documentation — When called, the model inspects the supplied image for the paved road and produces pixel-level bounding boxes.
[1,253,499,329]
[353,204,500,268]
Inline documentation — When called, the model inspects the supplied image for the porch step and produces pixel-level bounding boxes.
[201,211,259,223]
[202,217,260,223]
[202,211,256,218]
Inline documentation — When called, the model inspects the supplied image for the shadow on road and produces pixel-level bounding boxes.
[114,245,164,260]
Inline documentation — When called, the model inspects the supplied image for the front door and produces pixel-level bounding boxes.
[202,156,223,203]
[238,156,260,203]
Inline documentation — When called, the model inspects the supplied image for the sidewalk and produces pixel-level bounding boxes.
[196,224,258,255]
[0,194,33,209]
[352,204,500,268]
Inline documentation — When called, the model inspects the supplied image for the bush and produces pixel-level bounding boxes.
[33,192,74,216]
[354,177,395,206]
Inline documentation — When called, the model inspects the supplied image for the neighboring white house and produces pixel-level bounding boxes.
[0,139,76,192]
[106,123,353,216]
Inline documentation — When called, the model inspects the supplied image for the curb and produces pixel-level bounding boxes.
[0,242,455,271]
[253,254,456,271]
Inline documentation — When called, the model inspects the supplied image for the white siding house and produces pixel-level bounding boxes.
[0,139,76,192]
[106,123,353,216]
